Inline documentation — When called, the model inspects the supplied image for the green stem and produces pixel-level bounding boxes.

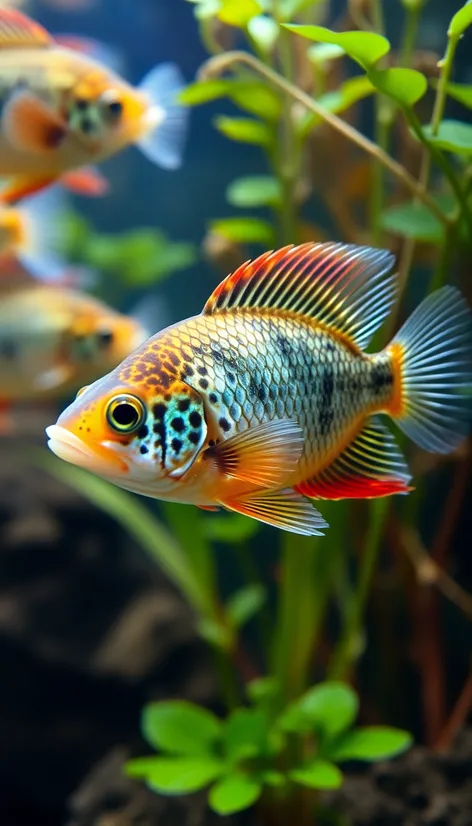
[429,219,458,291]
[272,534,321,701]
[273,4,298,245]
[329,498,388,681]
[400,3,421,67]
[199,52,450,227]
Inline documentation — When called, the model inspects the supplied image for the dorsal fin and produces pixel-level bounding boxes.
[0,9,52,49]
[203,242,397,349]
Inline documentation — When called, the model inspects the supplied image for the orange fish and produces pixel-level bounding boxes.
[0,282,147,406]
[0,8,187,203]
[0,186,77,281]
[46,243,472,535]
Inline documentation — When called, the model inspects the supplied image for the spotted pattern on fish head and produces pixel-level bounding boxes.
[63,59,148,154]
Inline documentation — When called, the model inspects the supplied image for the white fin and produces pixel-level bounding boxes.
[34,364,72,391]
[16,186,69,283]
[390,286,472,454]
[137,63,188,170]
[129,293,169,339]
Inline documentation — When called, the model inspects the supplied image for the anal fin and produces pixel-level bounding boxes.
[221,487,328,536]
[296,417,412,501]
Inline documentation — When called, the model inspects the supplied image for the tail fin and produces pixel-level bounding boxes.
[389,286,472,454]
[137,63,188,170]
[16,186,69,283]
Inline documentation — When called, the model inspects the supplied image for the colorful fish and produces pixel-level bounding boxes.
[0,282,147,406]
[0,186,76,281]
[0,8,187,203]
[46,243,472,536]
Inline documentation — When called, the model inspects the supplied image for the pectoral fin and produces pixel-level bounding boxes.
[208,418,304,488]
[34,364,73,392]
[221,488,328,536]
[60,167,110,197]
[3,89,67,155]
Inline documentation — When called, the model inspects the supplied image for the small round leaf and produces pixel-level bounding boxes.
[226,176,282,208]
[145,757,223,795]
[297,682,359,739]
[368,68,427,107]
[327,726,413,762]
[290,759,343,790]
[209,774,262,814]
[284,25,390,69]
[142,701,222,755]
[448,2,472,39]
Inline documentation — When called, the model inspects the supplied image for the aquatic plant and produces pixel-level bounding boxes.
[42,0,472,822]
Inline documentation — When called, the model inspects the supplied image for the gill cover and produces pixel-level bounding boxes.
[149,385,207,477]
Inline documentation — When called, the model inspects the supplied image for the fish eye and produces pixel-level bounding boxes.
[107,100,123,117]
[76,385,89,398]
[97,329,114,347]
[106,394,145,433]
[100,90,123,119]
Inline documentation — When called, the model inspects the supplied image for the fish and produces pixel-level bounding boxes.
[0,8,187,203]
[0,185,75,281]
[0,282,148,407]
[46,242,472,536]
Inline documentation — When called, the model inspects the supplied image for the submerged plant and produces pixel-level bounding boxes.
[42,0,472,823]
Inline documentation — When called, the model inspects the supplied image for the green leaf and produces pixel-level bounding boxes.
[209,774,262,814]
[203,513,261,543]
[217,0,262,26]
[229,83,282,120]
[448,1,472,38]
[284,25,390,69]
[422,120,472,155]
[213,116,272,146]
[290,760,343,790]
[145,757,223,794]
[247,15,279,52]
[442,81,472,109]
[246,677,280,705]
[180,79,233,105]
[379,201,446,243]
[327,727,413,762]
[209,217,274,245]
[262,770,286,787]
[182,79,282,120]
[297,682,359,739]
[125,756,163,778]
[308,42,345,66]
[226,585,266,628]
[223,708,268,761]
[298,76,374,138]
[226,175,281,208]
[142,701,222,755]
[197,617,233,651]
[277,0,325,18]
[368,67,427,106]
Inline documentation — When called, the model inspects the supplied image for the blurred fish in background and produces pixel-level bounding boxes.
[0,7,188,203]
[0,278,148,430]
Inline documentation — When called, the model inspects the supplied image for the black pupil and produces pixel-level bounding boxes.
[108,100,123,116]
[113,403,139,427]
[97,330,113,347]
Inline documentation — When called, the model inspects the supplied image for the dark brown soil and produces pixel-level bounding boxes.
[1,431,472,826]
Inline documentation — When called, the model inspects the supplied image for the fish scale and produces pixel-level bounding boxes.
[148,312,394,484]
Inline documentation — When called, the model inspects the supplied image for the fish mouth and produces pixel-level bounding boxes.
[46,425,128,474]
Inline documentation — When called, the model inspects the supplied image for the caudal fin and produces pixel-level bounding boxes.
[138,63,188,170]
[389,286,472,454]
[16,186,69,283]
